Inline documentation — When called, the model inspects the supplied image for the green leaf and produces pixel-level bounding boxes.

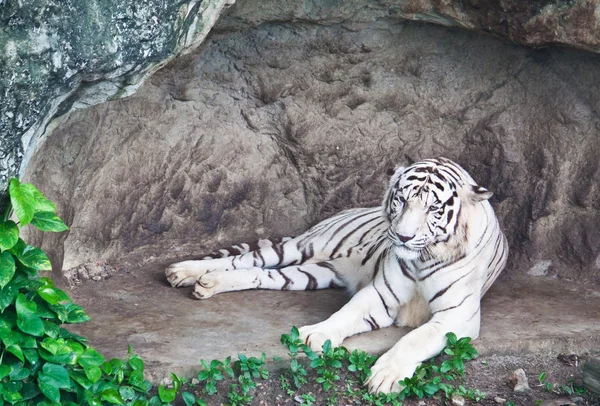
[158,385,177,402]
[445,332,458,345]
[43,320,60,338]
[39,363,71,389]
[31,211,68,233]
[128,355,144,371]
[17,314,45,336]
[182,392,196,406]
[101,389,124,404]
[9,178,35,226]
[0,251,15,289]
[0,221,19,251]
[119,386,136,401]
[38,380,61,404]
[16,245,51,271]
[6,345,24,362]
[65,304,91,324]
[69,370,92,389]
[23,349,40,370]
[84,365,102,383]
[0,281,18,311]
[38,285,71,305]
[79,347,105,368]
[0,365,11,379]
[16,293,37,318]
[31,188,57,213]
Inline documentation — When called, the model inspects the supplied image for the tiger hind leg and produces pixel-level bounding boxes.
[165,237,298,288]
[191,262,343,300]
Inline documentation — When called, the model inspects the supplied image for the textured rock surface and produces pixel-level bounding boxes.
[24,19,600,281]
[221,0,600,52]
[4,0,600,203]
[0,0,234,197]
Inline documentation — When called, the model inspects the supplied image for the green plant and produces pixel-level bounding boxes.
[347,349,377,383]
[226,383,253,406]
[310,339,347,391]
[234,352,268,394]
[157,373,182,403]
[395,332,483,402]
[0,179,176,405]
[538,372,587,396]
[440,332,478,376]
[279,373,294,396]
[197,357,234,395]
[362,391,403,406]
[299,392,315,405]
[280,326,317,389]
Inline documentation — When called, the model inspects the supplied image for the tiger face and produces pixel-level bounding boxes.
[383,158,492,259]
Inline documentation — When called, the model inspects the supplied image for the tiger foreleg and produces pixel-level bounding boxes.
[365,297,481,394]
[191,262,342,299]
[299,284,397,352]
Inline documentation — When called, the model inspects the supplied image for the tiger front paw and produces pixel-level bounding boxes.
[298,324,343,352]
[365,351,419,394]
[165,261,209,288]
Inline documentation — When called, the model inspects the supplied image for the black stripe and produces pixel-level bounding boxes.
[372,250,385,279]
[300,242,314,264]
[330,215,380,259]
[466,307,480,321]
[432,293,473,314]
[383,268,401,303]
[358,220,386,244]
[278,270,292,290]
[429,272,469,303]
[316,261,343,280]
[361,236,387,265]
[298,269,318,290]
[397,256,415,282]
[273,243,285,266]
[364,317,376,330]
[446,209,454,224]
[419,255,466,281]
[374,285,392,318]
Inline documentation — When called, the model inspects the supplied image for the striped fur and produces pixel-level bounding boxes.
[165,157,508,394]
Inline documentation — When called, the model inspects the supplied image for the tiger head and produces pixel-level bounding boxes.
[382,158,493,260]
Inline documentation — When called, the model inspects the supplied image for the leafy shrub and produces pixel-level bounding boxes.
[0,179,168,405]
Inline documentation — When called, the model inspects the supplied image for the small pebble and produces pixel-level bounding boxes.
[191,378,199,385]
[510,368,530,392]
[451,393,465,406]
[92,275,102,281]
[494,396,507,404]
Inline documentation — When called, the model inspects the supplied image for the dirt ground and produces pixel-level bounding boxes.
[63,262,600,406]
[169,351,599,405]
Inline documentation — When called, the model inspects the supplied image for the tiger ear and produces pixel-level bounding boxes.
[469,185,493,202]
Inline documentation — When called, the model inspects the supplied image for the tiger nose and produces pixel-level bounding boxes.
[398,234,414,243]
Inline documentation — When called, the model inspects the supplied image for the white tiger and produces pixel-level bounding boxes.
[165,157,508,394]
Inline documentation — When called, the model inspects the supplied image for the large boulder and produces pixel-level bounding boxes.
[0,0,235,199]
[24,17,600,282]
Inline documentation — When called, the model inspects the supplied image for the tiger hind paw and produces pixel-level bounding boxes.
[165,261,209,288]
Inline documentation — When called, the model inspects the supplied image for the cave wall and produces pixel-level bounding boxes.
[0,0,235,197]
[23,16,600,283]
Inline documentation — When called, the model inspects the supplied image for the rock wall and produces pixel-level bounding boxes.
[0,0,234,198]
[24,18,600,282]
[4,0,600,204]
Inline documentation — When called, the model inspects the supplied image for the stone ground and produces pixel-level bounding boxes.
[63,262,600,386]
